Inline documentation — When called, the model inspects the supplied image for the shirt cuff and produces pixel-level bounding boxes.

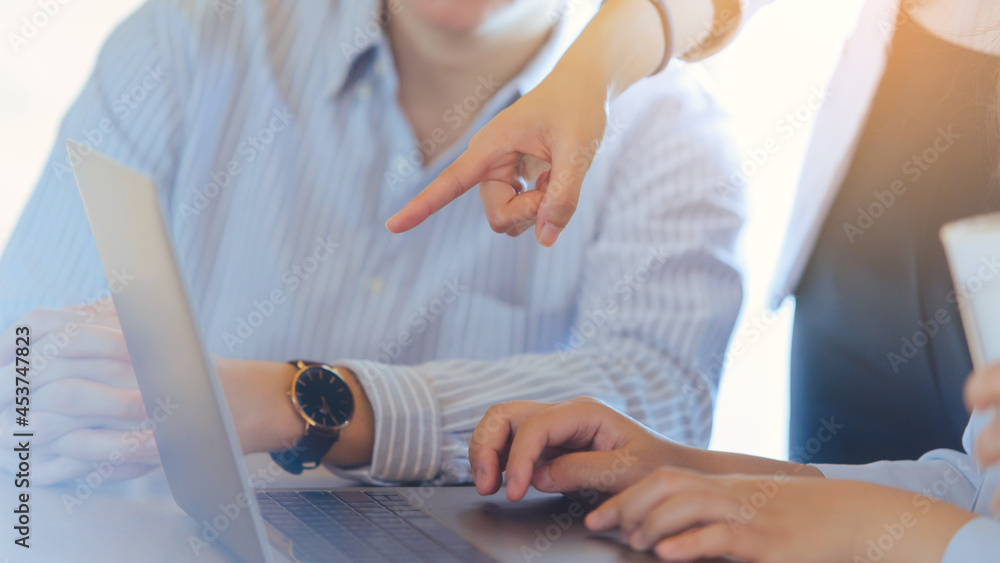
[813,456,981,501]
[814,462,890,482]
[331,360,442,484]
[676,0,744,62]
[943,518,1000,563]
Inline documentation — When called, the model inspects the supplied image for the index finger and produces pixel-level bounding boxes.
[504,404,608,502]
[469,401,546,496]
[585,468,705,533]
[385,144,490,233]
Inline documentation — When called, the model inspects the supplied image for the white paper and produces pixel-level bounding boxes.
[940,212,1000,370]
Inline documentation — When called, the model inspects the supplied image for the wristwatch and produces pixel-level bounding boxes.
[270,360,356,474]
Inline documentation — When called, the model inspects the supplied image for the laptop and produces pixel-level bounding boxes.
[67,141,658,563]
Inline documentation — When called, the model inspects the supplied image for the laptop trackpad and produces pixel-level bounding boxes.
[418,487,660,562]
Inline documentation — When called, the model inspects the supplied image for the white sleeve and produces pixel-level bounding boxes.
[814,411,992,512]
[942,518,1000,563]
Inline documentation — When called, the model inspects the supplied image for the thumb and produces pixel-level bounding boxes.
[534,145,589,247]
[532,450,632,494]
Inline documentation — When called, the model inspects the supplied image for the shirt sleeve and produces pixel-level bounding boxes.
[0,1,189,329]
[331,70,745,484]
[814,454,982,508]
[814,411,993,511]
[672,0,773,63]
[942,518,1000,563]
[674,0,743,62]
[595,0,762,65]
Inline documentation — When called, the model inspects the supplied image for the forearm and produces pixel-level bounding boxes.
[216,358,374,468]
[552,0,716,101]
[556,0,670,100]
[677,445,824,478]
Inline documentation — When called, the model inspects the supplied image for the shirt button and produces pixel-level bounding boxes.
[367,276,386,295]
[374,60,385,76]
[395,154,412,173]
[356,83,373,100]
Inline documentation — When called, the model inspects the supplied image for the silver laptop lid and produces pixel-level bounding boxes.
[68,140,271,563]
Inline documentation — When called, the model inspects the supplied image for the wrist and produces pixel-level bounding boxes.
[667,441,713,473]
[558,0,669,101]
[216,357,303,454]
[865,490,977,563]
[215,358,374,467]
[669,442,824,478]
[320,366,375,468]
[661,0,718,61]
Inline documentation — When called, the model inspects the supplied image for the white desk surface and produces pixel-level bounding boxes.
[0,453,349,563]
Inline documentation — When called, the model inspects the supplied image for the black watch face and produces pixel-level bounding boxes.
[293,366,354,428]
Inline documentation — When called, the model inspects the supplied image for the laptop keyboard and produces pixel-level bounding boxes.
[257,490,497,562]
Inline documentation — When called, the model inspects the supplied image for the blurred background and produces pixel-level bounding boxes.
[0,0,866,460]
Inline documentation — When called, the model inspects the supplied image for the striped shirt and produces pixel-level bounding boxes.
[0,0,744,484]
